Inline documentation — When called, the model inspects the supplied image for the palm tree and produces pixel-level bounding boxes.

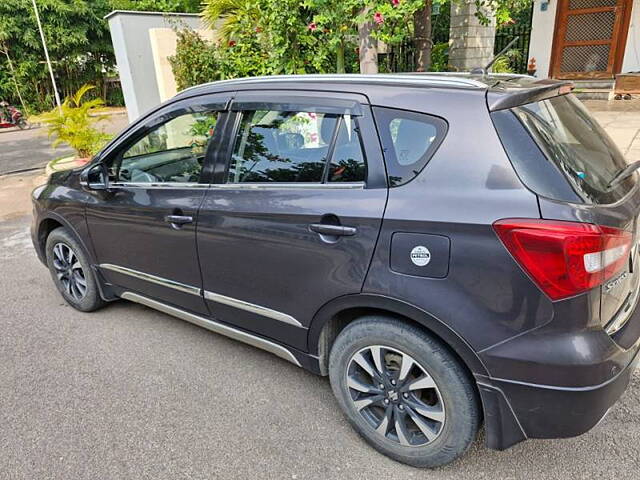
[201,0,262,42]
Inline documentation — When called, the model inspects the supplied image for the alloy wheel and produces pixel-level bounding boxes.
[52,242,87,301]
[346,345,446,447]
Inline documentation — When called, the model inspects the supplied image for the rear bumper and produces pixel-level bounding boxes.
[478,345,640,449]
[477,296,640,450]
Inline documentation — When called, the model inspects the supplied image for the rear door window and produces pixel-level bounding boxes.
[496,94,634,204]
[373,107,447,187]
[226,109,366,184]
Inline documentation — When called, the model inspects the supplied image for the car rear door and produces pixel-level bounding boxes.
[196,90,387,350]
[86,93,232,315]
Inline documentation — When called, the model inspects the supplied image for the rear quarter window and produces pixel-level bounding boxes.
[493,94,635,205]
[373,107,447,187]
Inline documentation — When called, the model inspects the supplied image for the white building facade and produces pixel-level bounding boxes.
[528,0,638,79]
[106,11,213,122]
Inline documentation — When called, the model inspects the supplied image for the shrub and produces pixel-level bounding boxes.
[35,84,111,159]
[429,42,449,72]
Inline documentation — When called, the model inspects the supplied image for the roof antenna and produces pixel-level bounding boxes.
[470,36,519,76]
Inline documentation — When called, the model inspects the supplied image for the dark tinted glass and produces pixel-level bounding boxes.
[118,111,218,183]
[511,94,634,204]
[328,116,366,182]
[227,110,338,183]
[373,107,447,187]
[492,109,582,203]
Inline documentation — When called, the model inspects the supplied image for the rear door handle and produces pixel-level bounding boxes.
[309,224,357,237]
[164,215,193,228]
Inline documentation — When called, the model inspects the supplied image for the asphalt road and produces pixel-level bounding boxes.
[1,214,639,480]
[0,114,129,175]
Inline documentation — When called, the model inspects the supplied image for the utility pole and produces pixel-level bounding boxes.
[31,0,61,112]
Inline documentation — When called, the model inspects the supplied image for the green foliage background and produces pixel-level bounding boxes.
[0,0,200,113]
[1,0,533,112]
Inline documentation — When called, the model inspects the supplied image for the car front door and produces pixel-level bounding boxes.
[86,93,232,315]
[196,91,388,350]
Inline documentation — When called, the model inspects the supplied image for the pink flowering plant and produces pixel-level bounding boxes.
[303,0,426,72]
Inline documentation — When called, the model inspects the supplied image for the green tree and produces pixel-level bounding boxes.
[202,0,327,74]
[0,0,202,112]
[303,0,425,73]
[0,0,116,110]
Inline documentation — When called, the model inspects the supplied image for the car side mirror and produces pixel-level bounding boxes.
[80,163,109,191]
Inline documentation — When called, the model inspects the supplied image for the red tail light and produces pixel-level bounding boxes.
[493,219,632,301]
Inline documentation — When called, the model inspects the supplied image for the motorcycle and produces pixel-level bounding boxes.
[0,102,29,130]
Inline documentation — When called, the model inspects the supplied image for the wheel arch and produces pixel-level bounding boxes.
[307,294,488,378]
[36,213,93,264]
[37,212,116,302]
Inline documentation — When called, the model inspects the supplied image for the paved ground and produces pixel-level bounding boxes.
[0,112,129,175]
[0,215,639,480]
[1,100,640,479]
[585,99,640,162]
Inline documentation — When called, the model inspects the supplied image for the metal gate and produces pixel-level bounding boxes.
[550,0,633,79]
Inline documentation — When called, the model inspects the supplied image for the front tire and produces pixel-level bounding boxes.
[45,227,105,312]
[329,316,480,468]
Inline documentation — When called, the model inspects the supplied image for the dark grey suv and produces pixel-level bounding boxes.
[31,74,640,468]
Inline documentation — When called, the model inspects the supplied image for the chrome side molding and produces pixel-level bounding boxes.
[204,290,303,328]
[100,264,202,296]
[121,292,302,367]
[101,263,304,328]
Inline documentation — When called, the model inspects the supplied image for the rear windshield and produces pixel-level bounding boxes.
[493,94,635,205]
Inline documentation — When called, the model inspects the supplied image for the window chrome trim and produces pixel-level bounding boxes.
[204,290,304,328]
[109,182,209,189]
[108,182,364,190]
[100,264,201,296]
[209,182,364,190]
[121,292,301,367]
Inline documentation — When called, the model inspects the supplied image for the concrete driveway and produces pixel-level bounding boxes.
[0,214,639,479]
[1,100,640,479]
[0,113,129,176]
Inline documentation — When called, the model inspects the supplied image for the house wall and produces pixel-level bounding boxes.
[528,0,639,78]
[149,28,215,104]
[622,0,640,72]
[106,11,205,122]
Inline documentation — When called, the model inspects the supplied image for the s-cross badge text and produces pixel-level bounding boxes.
[410,246,431,267]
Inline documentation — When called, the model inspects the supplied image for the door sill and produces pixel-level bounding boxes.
[120,291,302,367]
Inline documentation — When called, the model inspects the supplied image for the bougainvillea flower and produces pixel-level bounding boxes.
[308,22,317,31]
[392,0,400,6]
[373,12,384,24]
[228,40,236,47]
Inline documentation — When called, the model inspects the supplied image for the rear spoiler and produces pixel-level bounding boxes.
[487,80,574,111]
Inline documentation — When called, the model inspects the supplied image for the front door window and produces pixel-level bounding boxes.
[116,111,219,184]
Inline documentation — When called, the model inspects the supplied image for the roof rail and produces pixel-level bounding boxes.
[178,73,488,96]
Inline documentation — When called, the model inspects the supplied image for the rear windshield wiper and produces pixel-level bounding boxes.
[607,160,640,189]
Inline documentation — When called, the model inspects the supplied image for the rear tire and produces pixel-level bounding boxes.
[328,316,480,468]
[45,227,105,312]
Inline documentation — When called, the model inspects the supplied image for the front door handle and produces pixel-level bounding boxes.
[309,224,357,237]
[164,214,193,229]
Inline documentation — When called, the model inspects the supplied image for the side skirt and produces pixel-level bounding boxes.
[121,291,304,367]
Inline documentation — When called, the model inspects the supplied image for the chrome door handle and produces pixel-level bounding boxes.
[309,224,357,237]
[164,215,193,228]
